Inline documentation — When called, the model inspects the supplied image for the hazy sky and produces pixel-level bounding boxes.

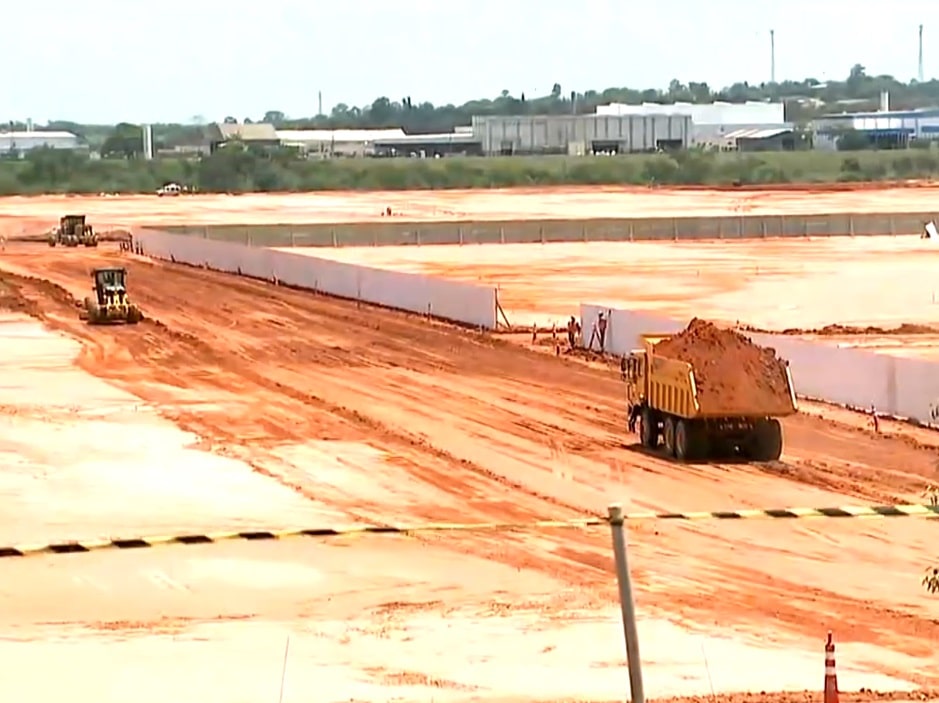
[3,0,935,124]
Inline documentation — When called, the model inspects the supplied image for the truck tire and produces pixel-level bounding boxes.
[663,416,676,457]
[750,419,783,461]
[639,408,659,449]
[674,420,691,461]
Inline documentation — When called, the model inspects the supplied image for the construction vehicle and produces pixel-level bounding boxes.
[78,267,144,325]
[48,215,98,248]
[623,333,798,462]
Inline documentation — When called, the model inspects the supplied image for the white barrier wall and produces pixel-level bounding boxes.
[135,230,498,329]
[580,303,939,424]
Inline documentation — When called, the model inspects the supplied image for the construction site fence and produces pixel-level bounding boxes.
[133,229,498,330]
[159,211,939,248]
[580,304,939,426]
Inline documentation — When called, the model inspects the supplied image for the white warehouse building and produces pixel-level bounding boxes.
[277,128,407,156]
[596,102,792,150]
[0,130,81,153]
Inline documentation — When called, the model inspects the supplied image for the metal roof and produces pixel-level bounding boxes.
[820,107,939,120]
[0,131,78,139]
[372,132,479,145]
[277,128,406,143]
[722,127,792,140]
[216,123,279,141]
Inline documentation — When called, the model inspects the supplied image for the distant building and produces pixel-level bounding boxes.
[277,128,408,157]
[597,102,793,151]
[0,130,81,154]
[206,122,280,153]
[812,108,939,150]
[372,130,482,157]
[471,114,691,155]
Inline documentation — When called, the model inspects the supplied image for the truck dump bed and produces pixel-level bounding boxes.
[643,325,798,419]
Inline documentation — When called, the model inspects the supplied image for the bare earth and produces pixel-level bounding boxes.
[306,236,939,359]
[1,183,939,231]
[1,190,939,702]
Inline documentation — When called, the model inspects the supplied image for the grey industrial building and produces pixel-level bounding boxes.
[470,114,692,155]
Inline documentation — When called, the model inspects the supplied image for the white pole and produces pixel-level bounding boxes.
[608,504,645,703]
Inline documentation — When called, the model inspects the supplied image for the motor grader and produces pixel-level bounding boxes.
[78,267,144,325]
[48,215,98,248]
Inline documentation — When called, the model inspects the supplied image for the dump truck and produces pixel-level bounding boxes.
[78,267,143,325]
[48,215,98,248]
[623,329,798,462]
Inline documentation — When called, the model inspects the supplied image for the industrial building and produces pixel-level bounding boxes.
[597,101,793,151]
[372,127,482,157]
[812,107,939,150]
[277,128,409,157]
[0,130,81,154]
[471,114,692,155]
[206,123,280,153]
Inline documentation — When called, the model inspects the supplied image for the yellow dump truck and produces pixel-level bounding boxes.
[623,333,798,462]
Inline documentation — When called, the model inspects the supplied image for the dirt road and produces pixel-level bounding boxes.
[2,184,939,230]
[1,244,939,700]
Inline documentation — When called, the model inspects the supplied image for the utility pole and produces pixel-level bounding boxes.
[770,29,776,84]
[919,24,925,83]
[318,91,323,117]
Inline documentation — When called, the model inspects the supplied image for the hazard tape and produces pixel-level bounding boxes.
[2,504,937,560]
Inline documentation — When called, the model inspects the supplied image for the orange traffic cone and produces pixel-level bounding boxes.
[824,631,839,703]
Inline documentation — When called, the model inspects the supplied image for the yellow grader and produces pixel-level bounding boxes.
[78,267,144,325]
[49,215,98,248]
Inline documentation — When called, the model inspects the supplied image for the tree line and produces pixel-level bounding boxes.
[2,143,939,195]
[5,65,939,152]
[247,64,939,135]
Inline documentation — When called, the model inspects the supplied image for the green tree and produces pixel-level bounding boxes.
[100,123,143,158]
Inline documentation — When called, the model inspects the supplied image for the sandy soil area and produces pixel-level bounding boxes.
[1,245,938,702]
[2,184,939,230]
[303,236,939,359]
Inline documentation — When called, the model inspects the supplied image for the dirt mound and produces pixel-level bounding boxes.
[654,318,794,416]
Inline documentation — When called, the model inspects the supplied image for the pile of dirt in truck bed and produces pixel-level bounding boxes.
[654,318,794,416]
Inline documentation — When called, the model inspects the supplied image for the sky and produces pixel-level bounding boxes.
[2,0,936,124]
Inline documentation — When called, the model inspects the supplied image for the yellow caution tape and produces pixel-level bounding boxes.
[2,504,936,559]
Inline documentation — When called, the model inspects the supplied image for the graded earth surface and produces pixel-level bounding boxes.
[1,188,938,703]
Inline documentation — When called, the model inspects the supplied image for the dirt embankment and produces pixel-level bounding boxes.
[654,318,794,416]
[742,322,939,337]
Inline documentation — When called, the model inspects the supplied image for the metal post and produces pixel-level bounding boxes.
[608,504,645,703]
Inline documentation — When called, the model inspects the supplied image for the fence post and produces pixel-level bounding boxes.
[608,504,645,703]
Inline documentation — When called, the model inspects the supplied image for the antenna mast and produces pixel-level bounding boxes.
[770,29,776,83]
[919,24,925,82]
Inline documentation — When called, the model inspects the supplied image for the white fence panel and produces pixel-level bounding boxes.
[580,304,683,355]
[237,245,276,281]
[893,357,939,423]
[358,267,496,328]
[746,333,895,414]
[135,230,497,329]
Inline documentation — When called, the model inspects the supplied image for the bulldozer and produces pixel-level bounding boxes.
[78,267,144,325]
[49,215,98,248]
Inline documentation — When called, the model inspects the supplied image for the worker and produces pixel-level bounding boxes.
[598,312,608,352]
[566,316,578,350]
[620,354,627,381]
[870,404,880,433]
[627,402,643,433]
[531,323,537,345]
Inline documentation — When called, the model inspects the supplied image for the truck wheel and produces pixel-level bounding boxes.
[663,416,676,457]
[674,420,691,461]
[639,408,659,449]
[750,419,783,461]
